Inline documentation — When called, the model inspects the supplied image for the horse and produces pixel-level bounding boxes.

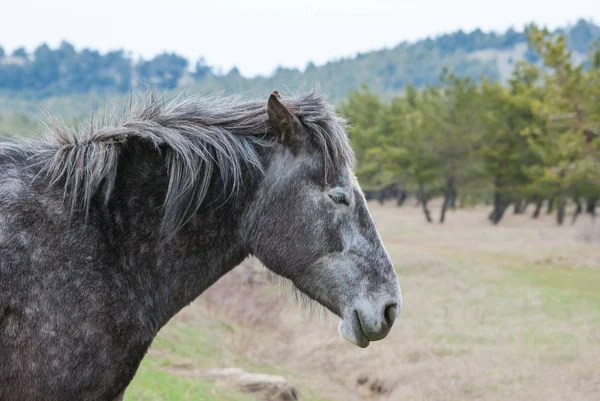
[0,89,402,401]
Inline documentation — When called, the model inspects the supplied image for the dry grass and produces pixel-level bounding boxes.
[144,201,600,401]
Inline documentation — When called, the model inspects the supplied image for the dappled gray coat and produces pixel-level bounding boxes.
[0,90,401,401]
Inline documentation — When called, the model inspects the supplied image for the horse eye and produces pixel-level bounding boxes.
[328,191,350,206]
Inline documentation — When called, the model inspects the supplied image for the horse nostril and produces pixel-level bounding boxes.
[384,303,398,328]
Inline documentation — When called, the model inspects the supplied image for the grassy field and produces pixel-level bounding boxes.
[124,201,600,401]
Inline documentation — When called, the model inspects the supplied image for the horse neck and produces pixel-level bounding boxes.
[109,143,263,329]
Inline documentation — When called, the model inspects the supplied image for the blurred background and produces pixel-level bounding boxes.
[1,1,599,400]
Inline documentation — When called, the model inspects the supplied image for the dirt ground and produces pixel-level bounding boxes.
[154,201,600,401]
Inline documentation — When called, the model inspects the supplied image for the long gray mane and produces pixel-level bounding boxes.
[1,89,355,235]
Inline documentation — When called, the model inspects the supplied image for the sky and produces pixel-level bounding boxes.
[1,0,598,77]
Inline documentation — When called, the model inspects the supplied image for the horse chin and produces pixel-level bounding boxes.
[338,312,370,348]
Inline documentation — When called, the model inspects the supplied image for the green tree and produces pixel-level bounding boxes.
[526,24,599,224]
[338,85,387,185]
[383,85,442,221]
[479,76,542,223]
[423,69,483,222]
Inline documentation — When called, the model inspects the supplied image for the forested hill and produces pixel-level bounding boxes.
[0,19,598,102]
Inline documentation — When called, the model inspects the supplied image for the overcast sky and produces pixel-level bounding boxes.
[1,1,598,77]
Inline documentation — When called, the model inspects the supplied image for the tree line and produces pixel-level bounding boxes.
[339,25,600,225]
[1,19,598,101]
[0,41,214,97]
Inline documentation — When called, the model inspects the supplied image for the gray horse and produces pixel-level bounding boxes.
[0,89,402,401]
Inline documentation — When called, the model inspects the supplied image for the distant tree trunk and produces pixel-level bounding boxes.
[532,199,543,219]
[440,199,449,223]
[586,197,597,216]
[396,191,407,207]
[546,198,554,214]
[449,187,457,209]
[556,193,566,225]
[440,177,456,223]
[513,199,525,214]
[378,189,385,205]
[419,183,432,223]
[572,197,583,225]
[489,199,509,224]
[489,180,508,224]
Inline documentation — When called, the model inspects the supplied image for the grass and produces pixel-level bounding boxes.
[505,263,600,327]
[124,321,259,401]
[511,265,600,305]
[148,323,223,364]
[124,313,332,401]
[125,359,258,401]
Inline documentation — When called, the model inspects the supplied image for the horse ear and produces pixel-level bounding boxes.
[267,91,298,145]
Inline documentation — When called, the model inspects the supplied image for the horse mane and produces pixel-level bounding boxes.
[2,88,355,235]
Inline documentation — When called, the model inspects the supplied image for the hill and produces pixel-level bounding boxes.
[0,19,598,121]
